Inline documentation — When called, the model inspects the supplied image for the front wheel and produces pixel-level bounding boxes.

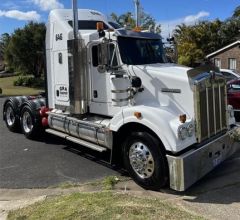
[123,132,168,190]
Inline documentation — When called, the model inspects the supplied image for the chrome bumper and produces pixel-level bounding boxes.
[167,127,240,191]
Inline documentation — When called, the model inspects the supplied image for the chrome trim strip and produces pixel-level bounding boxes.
[45,129,107,152]
[206,87,210,138]
[219,84,222,130]
[111,88,130,93]
[213,84,216,134]
[112,97,132,102]
[161,88,181,93]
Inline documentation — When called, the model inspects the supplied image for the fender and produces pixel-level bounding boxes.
[3,96,28,120]
[109,105,196,153]
[19,98,46,115]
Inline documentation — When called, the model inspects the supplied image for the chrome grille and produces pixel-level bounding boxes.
[195,79,227,142]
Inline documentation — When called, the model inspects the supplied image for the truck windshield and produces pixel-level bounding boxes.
[118,36,166,65]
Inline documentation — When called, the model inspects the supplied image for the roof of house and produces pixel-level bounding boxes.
[206,40,240,58]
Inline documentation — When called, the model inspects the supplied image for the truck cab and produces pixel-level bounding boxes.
[3,8,239,191]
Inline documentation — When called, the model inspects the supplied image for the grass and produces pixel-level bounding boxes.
[0,76,44,96]
[7,192,204,220]
[52,176,123,190]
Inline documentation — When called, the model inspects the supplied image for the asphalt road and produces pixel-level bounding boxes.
[0,98,118,188]
[0,97,240,194]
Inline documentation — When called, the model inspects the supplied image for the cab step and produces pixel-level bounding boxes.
[45,128,107,152]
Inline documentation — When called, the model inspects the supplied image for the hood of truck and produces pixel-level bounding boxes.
[128,63,194,118]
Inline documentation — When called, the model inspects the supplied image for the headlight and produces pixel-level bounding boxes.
[187,123,194,137]
[178,126,188,140]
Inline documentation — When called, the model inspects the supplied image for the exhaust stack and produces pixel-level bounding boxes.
[72,0,79,39]
[134,0,140,27]
[68,0,88,115]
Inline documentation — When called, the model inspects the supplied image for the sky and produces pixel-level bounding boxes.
[0,0,239,39]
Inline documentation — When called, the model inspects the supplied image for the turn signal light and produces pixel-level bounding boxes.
[134,112,142,119]
[179,114,186,123]
[133,26,142,32]
[96,22,104,31]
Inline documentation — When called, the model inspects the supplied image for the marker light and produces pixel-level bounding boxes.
[96,22,104,31]
[134,112,142,119]
[179,114,186,123]
[133,26,142,32]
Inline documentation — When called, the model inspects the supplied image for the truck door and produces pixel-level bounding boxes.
[89,44,114,103]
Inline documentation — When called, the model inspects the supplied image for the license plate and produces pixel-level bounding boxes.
[213,155,222,167]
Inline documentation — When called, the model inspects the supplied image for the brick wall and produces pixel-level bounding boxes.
[209,44,240,73]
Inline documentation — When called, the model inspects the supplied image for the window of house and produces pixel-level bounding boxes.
[214,58,221,68]
[228,58,237,70]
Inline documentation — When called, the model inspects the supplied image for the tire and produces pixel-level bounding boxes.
[20,104,42,139]
[123,132,168,190]
[4,101,20,132]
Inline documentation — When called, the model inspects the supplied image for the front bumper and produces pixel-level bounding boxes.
[167,126,240,191]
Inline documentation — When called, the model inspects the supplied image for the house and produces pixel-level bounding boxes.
[206,40,240,73]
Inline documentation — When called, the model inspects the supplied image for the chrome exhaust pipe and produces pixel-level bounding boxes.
[68,0,88,115]
[72,0,79,39]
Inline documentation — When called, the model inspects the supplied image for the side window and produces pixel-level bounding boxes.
[221,71,232,77]
[228,82,240,93]
[92,45,98,67]
[92,44,118,68]
[221,71,235,80]
[231,83,240,90]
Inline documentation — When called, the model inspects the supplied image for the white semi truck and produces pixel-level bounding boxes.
[3,2,239,191]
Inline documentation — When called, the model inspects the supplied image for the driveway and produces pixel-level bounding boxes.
[0,97,240,219]
[0,98,118,188]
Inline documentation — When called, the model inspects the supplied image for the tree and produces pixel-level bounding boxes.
[4,22,46,77]
[0,33,11,55]
[174,24,204,66]
[140,12,156,30]
[110,11,159,31]
[233,6,240,17]
[173,5,240,67]
[110,12,135,28]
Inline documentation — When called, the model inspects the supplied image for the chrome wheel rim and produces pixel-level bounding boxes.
[22,111,33,133]
[6,106,15,126]
[129,142,154,179]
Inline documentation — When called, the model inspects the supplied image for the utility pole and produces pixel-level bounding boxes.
[134,0,140,27]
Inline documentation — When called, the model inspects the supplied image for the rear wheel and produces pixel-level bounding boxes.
[4,101,20,132]
[20,104,42,139]
[123,132,168,190]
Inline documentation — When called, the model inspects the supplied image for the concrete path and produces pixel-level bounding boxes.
[1,159,240,220]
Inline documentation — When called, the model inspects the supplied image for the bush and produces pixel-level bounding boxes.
[13,76,25,86]
[13,76,44,88]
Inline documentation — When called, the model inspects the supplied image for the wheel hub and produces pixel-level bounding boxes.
[22,111,33,133]
[6,106,15,126]
[129,142,154,179]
